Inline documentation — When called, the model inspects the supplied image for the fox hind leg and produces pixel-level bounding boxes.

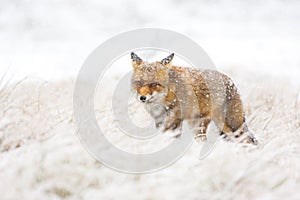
[222,98,257,145]
[219,118,257,145]
[232,122,258,145]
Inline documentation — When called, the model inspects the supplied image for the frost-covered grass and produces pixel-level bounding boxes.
[0,69,299,200]
[0,78,72,152]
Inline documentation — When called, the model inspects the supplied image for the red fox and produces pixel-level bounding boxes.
[130,52,257,144]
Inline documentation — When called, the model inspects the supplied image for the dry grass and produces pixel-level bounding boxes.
[0,69,299,200]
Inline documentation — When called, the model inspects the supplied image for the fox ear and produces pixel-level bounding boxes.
[131,52,143,68]
[161,53,174,67]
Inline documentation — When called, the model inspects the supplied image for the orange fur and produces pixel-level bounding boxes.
[131,52,257,144]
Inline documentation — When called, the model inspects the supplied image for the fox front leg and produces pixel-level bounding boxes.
[146,104,166,129]
[155,118,164,129]
[163,109,182,138]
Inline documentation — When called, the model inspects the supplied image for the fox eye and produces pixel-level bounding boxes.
[135,81,143,87]
[149,82,160,87]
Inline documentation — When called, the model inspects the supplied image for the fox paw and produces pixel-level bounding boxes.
[164,129,182,138]
[244,132,258,145]
[237,131,258,145]
[194,133,207,142]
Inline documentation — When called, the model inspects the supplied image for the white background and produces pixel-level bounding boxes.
[0,0,299,84]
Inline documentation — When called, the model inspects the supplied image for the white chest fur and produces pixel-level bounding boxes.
[144,102,166,128]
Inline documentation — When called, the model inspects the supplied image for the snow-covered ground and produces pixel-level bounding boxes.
[0,0,300,199]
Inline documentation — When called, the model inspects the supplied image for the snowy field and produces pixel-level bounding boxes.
[1,0,300,199]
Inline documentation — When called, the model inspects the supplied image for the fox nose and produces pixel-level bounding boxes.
[140,95,147,102]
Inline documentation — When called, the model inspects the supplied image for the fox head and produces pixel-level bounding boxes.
[131,52,174,103]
